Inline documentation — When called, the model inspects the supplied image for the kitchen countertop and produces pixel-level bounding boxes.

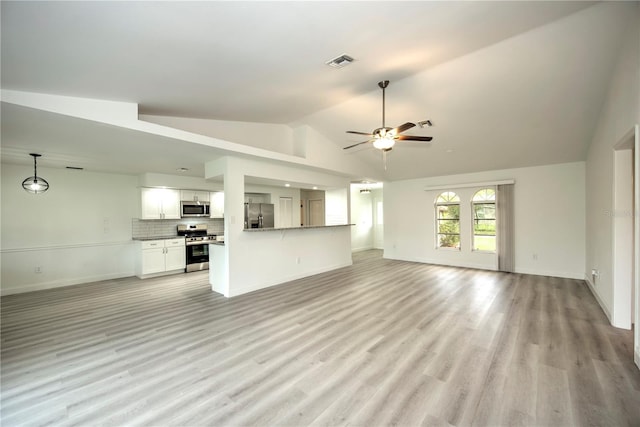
[132,235,184,241]
[243,224,354,232]
[133,236,224,242]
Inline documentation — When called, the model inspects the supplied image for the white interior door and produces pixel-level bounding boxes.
[279,197,293,228]
[374,198,384,249]
[309,199,325,226]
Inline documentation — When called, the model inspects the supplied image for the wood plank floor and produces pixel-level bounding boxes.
[2,250,639,426]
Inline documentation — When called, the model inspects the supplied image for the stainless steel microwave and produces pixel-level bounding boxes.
[181,201,210,217]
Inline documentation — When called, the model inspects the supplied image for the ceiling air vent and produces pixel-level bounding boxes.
[326,54,354,68]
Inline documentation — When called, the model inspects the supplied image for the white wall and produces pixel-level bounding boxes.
[140,114,295,156]
[139,172,223,191]
[585,3,639,330]
[384,162,586,279]
[1,164,139,294]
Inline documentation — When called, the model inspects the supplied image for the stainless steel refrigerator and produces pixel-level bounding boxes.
[244,203,274,229]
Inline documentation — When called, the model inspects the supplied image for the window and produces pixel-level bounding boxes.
[472,188,496,252]
[436,191,460,249]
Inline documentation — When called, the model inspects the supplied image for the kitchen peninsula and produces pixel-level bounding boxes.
[209,223,353,298]
[242,224,353,232]
[205,156,353,299]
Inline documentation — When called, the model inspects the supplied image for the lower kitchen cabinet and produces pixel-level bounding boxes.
[136,238,185,278]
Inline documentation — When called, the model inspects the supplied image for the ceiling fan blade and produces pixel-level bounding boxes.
[396,135,433,142]
[343,140,371,150]
[346,130,374,136]
[393,122,416,134]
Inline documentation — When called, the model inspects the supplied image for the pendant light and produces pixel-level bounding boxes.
[22,153,49,194]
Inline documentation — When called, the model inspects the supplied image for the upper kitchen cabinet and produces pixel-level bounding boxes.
[141,188,181,219]
[210,192,224,218]
[180,190,210,203]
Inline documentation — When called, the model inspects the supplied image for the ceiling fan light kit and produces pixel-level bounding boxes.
[373,136,395,150]
[22,153,50,194]
[344,80,433,168]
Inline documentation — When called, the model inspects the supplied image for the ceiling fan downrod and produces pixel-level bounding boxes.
[378,80,389,128]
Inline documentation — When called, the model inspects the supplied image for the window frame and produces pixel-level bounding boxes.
[471,188,497,253]
[435,191,461,250]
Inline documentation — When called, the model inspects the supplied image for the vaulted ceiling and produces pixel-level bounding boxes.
[1,1,636,181]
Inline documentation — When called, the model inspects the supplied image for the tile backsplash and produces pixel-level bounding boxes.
[132,218,224,239]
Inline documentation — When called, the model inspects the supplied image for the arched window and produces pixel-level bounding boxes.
[435,191,461,249]
[472,188,496,252]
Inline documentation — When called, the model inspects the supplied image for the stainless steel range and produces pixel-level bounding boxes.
[177,224,217,272]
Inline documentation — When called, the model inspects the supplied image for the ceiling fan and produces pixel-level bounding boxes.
[344,80,433,161]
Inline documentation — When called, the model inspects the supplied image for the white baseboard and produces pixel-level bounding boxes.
[1,271,134,296]
[229,261,353,297]
[351,246,375,253]
[383,254,497,272]
[135,268,185,280]
[635,346,640,370]
[514,267,584,280]
[584,274,612,324]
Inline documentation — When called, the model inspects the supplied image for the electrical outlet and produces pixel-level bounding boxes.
[296,257,301,264]
[532,253,538,260]
[34,266,42,273]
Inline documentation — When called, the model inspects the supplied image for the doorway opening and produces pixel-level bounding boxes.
[350,182,384,252]
[612,125,639,369]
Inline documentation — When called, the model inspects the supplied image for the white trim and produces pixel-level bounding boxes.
[634,125,640,370]
[424,179,515,191]
[384,254,583,279]
[227,261,353,297]
[584,274,612,324]
[352,246,375,253]
[1,271,134,296]
[1,241,135,253]
[136,269,185,280]
[504,267,583,280]
[383,254,498,272]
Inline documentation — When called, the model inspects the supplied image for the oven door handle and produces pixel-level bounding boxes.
[186,241,208,246]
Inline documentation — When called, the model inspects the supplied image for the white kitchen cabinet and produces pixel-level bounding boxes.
[136,238,185,278]
[140,246,166,275]
[181,190,210,203]
[141,188,181,219]
[210,191,224,218]
[164,239,187,271]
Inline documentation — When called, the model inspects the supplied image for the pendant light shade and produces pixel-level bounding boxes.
[22,153,49,194]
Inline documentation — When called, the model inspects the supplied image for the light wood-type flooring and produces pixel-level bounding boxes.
[1,250,639,426]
